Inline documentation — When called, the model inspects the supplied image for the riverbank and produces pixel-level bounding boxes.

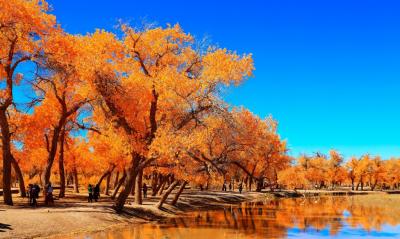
[0,190,266,239]
[266,189,400,198]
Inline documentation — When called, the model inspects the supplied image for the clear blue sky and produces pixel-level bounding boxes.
[44,0,400,159]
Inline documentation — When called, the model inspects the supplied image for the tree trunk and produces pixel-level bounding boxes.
[73,167,79,193]
[111,170,127,199]
[351,178,355,190]
[58,128,66,198]
[96,165,115,187]
[151,172,158,195]
[11,155,26,197]
[171,181,187,206]
[104,172,111,195]
[134,169,143,204]
[153,175,165,196]
[371,180,378,191]
[156,181,179,209]
[0,109,13,205]
[114,153,140,212]
[157,180,167,196]
[43,120,65,190]
[256,177,263,192]
[131,173,136,196]
[113,171,119,189]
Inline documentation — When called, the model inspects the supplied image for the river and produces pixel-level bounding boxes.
[74,194,400,239]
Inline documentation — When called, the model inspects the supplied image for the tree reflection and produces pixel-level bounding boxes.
[80,195,400,239]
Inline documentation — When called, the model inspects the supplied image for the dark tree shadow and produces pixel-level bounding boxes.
[0,223,12,232]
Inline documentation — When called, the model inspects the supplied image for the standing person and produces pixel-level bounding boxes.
[143,183,148,198]
[88,184,93,203]
[229,182,232,191]
[222,181,227,191]
[32,183,40,207]
[45,182,54,205]
[239,183,243,194]
[27,184,33,206]
[93,184,100,202]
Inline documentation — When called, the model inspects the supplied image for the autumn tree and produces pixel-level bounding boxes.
[0,0,55,204]
[85,24,253,212]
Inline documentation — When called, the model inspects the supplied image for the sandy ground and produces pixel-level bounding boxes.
[0,189,266,239]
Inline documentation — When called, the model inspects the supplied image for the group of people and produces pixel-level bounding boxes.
[27,182,54,206]
[86,183,149,202]
[87,184,100,202]
[27,183,41,207]
[222,181,243,193]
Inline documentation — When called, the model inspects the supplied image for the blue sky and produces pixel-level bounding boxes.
[42,0,400,159]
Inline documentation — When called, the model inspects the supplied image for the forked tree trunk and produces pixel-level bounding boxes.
[156,181,179,209]
[0,109,13,205]
[58,129,66,198]
[111,170,127,199]
[43,118,66,191]
[73,167,79,193]
[134,169,143,204]
[114,153,140,212]
[171,181,187,206]
[11,155,26,197]
[153,175,165,196]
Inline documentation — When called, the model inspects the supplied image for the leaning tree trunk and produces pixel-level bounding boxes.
[114,153,140,212]
[134,169,143,204]
[0,109,13,205]
[171,181,187,206]
[111,170,127,199]
[157,180,168,196]
[11,155,26,197]
[73,167,79,193]
[104,173,111,195]
[156,181,179,209]
[58,128,66,198]
[96,165,115,187]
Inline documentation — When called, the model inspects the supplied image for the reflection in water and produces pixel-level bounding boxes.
[76,195,400,239]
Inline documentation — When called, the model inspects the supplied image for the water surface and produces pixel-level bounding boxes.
[78,194,400,239]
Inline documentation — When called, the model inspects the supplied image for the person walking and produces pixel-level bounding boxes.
[239,183,243,194]
[88,184,93,203]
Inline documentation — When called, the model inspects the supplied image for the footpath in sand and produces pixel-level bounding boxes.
[0,190,266,239]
